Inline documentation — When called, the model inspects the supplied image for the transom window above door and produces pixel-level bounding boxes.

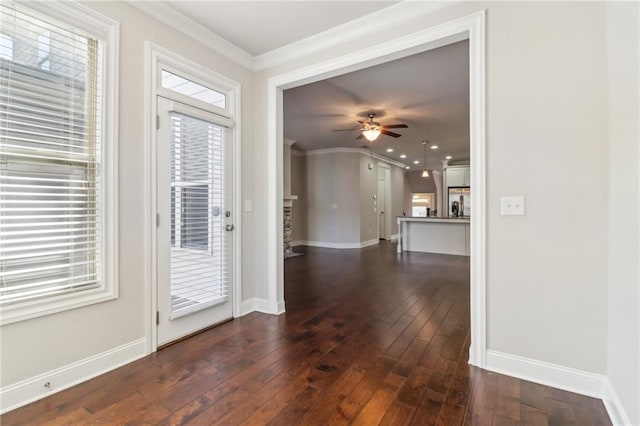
[161,69,226,109]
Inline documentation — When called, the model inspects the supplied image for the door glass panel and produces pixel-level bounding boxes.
[169,111,227,318]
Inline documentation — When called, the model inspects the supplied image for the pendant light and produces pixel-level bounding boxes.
[421,141,430,178]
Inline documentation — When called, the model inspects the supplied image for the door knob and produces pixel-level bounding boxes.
[225,224,235,232]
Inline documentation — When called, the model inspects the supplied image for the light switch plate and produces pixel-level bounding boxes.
[501,196,525,216]
[244,199,252,212]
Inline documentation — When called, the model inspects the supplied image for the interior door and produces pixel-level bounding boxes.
[156,97,233,346]
[378,180,386,239]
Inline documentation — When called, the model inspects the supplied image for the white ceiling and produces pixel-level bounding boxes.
[283,40,470,171]
[164,1,397,56]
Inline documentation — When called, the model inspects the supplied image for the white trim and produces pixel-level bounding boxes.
[143,42,243,354]
[254,2,450,70]
[467,11,487,368]
[267,11,486,366]
[303,147,407,169]
[294,239,379,249]
[0,338,146,414]
[1,1,120,325]
[240,297,272,316]
[124,1,254,70]
[603,379,634,426]
[292,240,305,247]
[390,234,399,241]
[485,350,606,399]
[124,1,452,71]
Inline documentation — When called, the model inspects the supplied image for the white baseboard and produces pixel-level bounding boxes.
[240,297,286,316]
[485,350,606,399]
[602,379,634,426]
[390,234,399,240]
[240,297,272,316]
[360,239,379,248]
[296,239,379,249]
[0,338,147,414]
[291,240,305,247]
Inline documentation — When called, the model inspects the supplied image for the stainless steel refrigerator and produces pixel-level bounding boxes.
[448,187,471,217]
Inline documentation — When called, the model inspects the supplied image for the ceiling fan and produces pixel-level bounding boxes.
[333,113,408,142]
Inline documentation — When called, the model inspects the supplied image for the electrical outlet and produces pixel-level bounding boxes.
[501,196,525,216]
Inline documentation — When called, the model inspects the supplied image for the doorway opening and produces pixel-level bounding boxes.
[269,11,486,367]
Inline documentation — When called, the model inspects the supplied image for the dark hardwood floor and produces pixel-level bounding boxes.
[2,242,611,425]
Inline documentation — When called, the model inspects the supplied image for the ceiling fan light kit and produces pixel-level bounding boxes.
[363,128,381,141]
[332,112,407,142]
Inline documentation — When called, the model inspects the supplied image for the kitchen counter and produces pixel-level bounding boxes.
[397,216,470,256]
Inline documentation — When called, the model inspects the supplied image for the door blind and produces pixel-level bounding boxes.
[169,111,228,317]
[0,3,103,304]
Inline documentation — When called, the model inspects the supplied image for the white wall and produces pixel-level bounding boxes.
[252,1,612,376]
[0,1,254,389]
[605,2,640,424]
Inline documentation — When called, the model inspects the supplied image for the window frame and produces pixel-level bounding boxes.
[0,1,119,325]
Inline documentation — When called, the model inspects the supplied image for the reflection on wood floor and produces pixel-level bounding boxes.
[1,241,611,425]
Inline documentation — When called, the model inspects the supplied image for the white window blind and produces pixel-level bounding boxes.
[169,112,228,317]
[0,3,104,305]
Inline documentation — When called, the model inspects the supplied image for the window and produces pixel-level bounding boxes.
[0,2,118,324]
[161,70,226,109]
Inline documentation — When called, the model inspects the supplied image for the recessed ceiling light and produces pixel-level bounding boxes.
[399,154,406,158]
[405,166,410,169]
[386,148,394,153]
[430,145,439,150]
[413,160,420,164]
[445,155,452,160]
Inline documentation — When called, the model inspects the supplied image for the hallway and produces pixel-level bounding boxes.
[1,242,610,424]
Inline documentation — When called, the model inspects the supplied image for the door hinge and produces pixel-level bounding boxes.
[156,213,160,227]
[156,311,160,325]
[156,115,160,130]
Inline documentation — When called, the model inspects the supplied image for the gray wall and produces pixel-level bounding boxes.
[290,152,307,242]
[404,170,438,193]
[294,151,404,245]
[359,156,378,243]
[305,152,361,244]
[389,166,406,230]
[605,2,640,423]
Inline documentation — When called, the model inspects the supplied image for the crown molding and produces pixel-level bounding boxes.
[124,1,254,70]
[125,1,455,72]
[253,1,450,70]
[303,147,407,169]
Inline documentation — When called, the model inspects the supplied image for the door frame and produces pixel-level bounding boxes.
[266,11,487,367]
[377,162,392,240]
[143,42,242,353]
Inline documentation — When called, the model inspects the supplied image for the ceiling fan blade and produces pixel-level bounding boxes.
[332,128,359,132]
[355,134,364,140]
[384,124,408,129]
[381,130,402,138]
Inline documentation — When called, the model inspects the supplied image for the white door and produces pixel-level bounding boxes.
[378,180,386,239]
[156,97,233,346]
